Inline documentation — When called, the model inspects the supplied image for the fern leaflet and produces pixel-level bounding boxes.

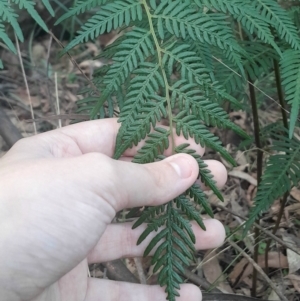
[280,49,300,138]
[244,130,300,233]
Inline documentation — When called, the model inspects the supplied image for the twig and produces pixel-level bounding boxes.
[181,268,222,293]
[45,34,56,118]
[54,72,62,128]
[202,293,272,301]
[0,95,57,127]
[265,59,290,273]
[228,240,289,301]
[133,258,147,284]
[14,33,37,134]
[215,204,300,256]
[248,77,263,297]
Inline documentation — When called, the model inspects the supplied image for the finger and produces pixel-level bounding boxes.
[120,158,228,191]
[198,160,228,189]
[16,119,205,158]
[85,278,202,301]
[70,153,199,211]
[87,219,225,263]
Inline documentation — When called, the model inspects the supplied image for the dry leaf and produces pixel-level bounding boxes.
[291,187,300,202]
[203,250,233,293]
[229,252,288,285]
[283,236,300,274]
[287,274,300,293]
[228,170,257,186]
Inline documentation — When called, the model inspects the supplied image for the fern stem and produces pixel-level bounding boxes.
[273,59,288,129]
[264,192,289,274]
[142,0,175,154]
[265,59,289,273]
[248,78,263,298]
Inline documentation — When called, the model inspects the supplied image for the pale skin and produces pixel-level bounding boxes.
[0,118,227,301]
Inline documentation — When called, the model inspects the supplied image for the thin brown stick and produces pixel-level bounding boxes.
[228,240,288,301]
[215,204,300,256]
[15,33,37,134]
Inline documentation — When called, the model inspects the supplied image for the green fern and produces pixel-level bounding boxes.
[281,49,300,138]
[59,0,300,299]
[244,128,300,233]
[0,0,54,68]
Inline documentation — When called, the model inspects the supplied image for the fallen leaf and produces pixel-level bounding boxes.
[203,250,233,293]
[283,236,300,274]
[291,187,300,202]
[229,252,288,285]
[228,170,257,186]
[287,274,300,293]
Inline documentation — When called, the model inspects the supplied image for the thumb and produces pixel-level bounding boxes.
[71,153,199,211]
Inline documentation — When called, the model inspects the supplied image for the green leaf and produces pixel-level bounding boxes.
[62,0,143,54]
[254,0,300,50]
[12,0,48,32]
[244,130,300,234]
[0,22,16,54]
[0,0,23,41]
[280,49,300,138]
[41,0,55,17]
[55,0,109,24]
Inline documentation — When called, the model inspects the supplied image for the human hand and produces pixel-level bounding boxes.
[0,118,226,301]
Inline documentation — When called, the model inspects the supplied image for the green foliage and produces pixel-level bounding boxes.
[52,0,300,299]
[281,49,300,138]
[0,0,54,68]
[244,127,300,234]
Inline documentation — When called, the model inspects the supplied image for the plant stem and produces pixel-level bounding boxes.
[248,78,263,298]
[274,59,288,129]
[142,0,175,154]
[264,59,289,273]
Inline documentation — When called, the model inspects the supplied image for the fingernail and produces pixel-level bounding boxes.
[168,155,193,178]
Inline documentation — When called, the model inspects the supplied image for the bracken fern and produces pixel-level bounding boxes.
[51,0,300,299]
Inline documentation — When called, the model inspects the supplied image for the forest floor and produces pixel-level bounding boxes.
[1,30,300,301]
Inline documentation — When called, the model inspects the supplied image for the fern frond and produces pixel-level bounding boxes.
[132,127,170,164]
[137,202,195,300]
[163,43,242,107]
[170,81,247,138]
[115,99,168,159]
[12,0,48,32]
[203,0,282,55]
[253,0,300,50]
[91,27,155,120]
[243,42,279,81]
[0,22,16,54]
[280,49,300,138]
[0,0,23,41]
[188,184,214,218]
[117,61,162,125]
[175,144,225,201]
[153,1,245,72]
[62,0,143,54]
[41,0,54,17]
[55,0,108,24]
[174,113,235,165]
[244,131,300,233]
[175,194,206,230]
